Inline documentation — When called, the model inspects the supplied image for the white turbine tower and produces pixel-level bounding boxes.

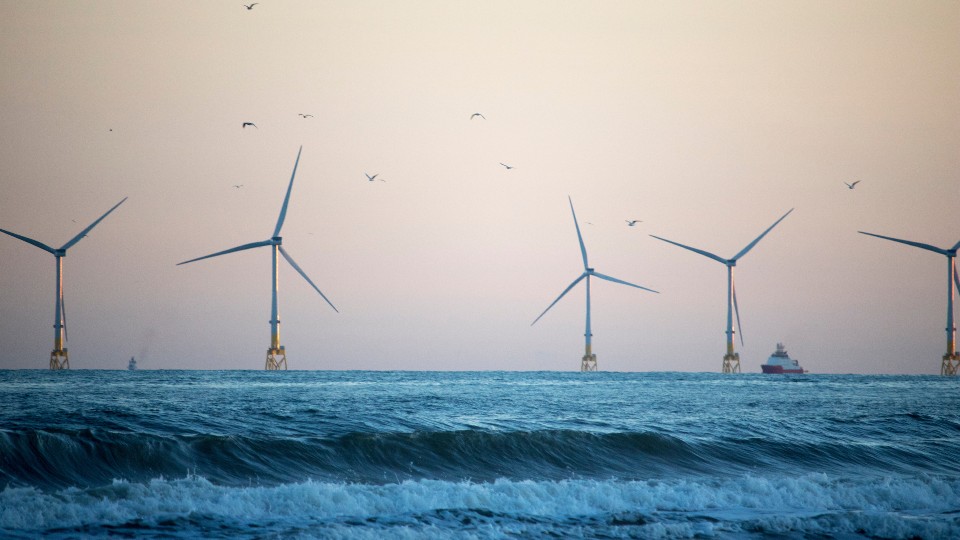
[1,197,128,369]
[178,146,338,370]
[858,231,960,375]
[650,209,793,373]
[532,196,658,371]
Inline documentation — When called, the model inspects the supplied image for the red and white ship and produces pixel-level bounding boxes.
[761,343,806,374]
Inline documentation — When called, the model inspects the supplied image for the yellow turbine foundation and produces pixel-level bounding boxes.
[722,352,740,374]
[266,331,286,370]
[50,349,68,370]
[722,339,740,373]
[943,351,959,376]
[50,335,68,370]
[581,344,597,372]
[266,346,287,370]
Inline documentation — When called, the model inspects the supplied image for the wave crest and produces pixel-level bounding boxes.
[1,427,952,490]
[3,474,958,539]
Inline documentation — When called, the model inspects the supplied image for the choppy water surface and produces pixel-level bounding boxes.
[1,370,958,538]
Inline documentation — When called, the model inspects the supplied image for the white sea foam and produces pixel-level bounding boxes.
[2,473,958,538]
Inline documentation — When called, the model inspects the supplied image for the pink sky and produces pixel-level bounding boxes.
[1,1,957,372]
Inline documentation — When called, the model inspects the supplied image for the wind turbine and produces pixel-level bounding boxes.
[1,197,128,369]
[859,231,960,375]
[177,146,337,370]
[650,208,793,373]
[532,196,658,371]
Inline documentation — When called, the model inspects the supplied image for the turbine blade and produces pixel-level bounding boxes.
[177,240,272,266]
[278,246,338,313]
[591,271,659,294]
[858,231,950,256]
[273,146,303,238]
[568,196,589,270]
[532,273,586,326]
[731,208,794,262]
[61,291,68,343]
[649,235,729,265]
[60,197,128,251]
[0,228,57,254]
[732,274,743,347]
[952,239,960,252]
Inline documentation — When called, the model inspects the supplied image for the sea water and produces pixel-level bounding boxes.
[1,370,958,538]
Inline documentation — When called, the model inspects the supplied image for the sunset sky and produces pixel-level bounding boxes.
[1,1,957,372]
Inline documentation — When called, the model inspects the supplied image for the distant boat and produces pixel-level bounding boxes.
[761,343,805,374]
[128,357,137,371]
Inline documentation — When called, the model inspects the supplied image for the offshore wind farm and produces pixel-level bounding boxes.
[0,2,957,374]
[1,0,959,379]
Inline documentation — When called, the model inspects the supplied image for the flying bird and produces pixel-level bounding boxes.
[499,163,514,170]
[241,122,257,129]
[365,173,384,182]
[626,220,643,227]
[298,114,314,118]
[844,180,860,190]
[470,113,485,120]
[233,184,244,189]
[243,3,258,9]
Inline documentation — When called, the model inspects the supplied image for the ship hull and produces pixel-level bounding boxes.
[761,365,804,374]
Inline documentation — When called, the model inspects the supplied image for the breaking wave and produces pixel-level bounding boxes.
[3,425,957,491]
[3,474,958,539]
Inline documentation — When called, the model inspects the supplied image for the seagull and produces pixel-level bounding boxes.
[298,114,314,118]
[243,3,258,10]
[470,113,485,120]
[241,122,257,129]
[365,173,384,182]
[625,220,642,227]
[499,163,514,170]
[233,184,244,189]
[844,180,860,190]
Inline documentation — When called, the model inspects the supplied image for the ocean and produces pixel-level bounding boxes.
[1,370,958,539]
